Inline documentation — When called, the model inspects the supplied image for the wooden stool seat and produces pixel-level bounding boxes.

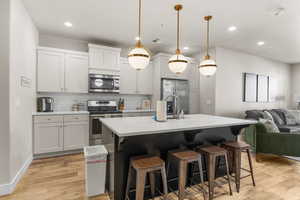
[132,156,164,170]
[222,141,255,193]
[125,156,168,200]
[172,150,199,161]
[168,150,205,200]
[200,146,227,155]
[223,141,250,150]
[198,146,232,200]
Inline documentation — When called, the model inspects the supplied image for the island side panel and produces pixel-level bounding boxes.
[112,127,238,200]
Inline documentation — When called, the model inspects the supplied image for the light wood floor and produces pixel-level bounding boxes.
[1,153,300,200]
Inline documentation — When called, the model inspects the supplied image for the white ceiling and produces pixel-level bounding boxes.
[23,0,300,64]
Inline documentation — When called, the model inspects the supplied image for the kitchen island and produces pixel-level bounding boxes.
[101,114,256,200]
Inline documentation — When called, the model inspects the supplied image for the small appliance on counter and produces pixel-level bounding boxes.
[37,97,54,112]
[156,101,167,122]
[141,99,151,110]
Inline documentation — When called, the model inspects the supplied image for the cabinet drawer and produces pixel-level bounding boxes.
[63,115,88,122]
[34,115,63,124]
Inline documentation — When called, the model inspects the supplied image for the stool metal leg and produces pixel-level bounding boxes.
[125,164,133,200]
[160,166,169,200]
[178,160,187,200]
[234,150,241,193]
[224,154,233,196]
[197,154,204,185]
[207,155,216,200]
[136,170,147,200]
[246,149,256,186]
[149,172,156,198]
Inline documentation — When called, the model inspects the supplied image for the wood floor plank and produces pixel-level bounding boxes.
[0,153,300,200]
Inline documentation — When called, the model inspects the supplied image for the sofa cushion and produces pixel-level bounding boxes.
[263,111,274,122]
[282,110,298,125]
[268,110,285,125]
[272,109,287,124]
[259,118,280,133]
[245,110,265,120]
[277,125,300,133]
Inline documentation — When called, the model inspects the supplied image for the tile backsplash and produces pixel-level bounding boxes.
[37,93,152,111]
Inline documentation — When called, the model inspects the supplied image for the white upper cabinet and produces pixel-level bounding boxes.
[120,58,137,94]
[120,58,153,95]
[137,62,153,95]
[65,54,88,93]
[37,47,88,93]
[88,44,121,71]
[37,50,65,92]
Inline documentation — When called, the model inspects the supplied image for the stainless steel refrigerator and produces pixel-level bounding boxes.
[161,78,189,114]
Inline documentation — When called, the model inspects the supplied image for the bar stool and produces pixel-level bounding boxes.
[167,150,206,200]
[125,156,168,200]
[198,146,232,200]
[222,141,255,193]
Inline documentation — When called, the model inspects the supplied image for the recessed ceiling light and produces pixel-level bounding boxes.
[183,46,189,50]
[257,41,265,46]
[64,21,73,27]
[228,26,237,32]
[135,36,140,41]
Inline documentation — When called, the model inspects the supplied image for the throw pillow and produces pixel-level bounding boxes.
[268,110,285,125]
[259,118,280,133]
[283,110,298,125]
[263,111,274,122]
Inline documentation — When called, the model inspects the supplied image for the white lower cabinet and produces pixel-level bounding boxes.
[63,122,89,151]
[33,114,89,154]
[34,122,63,154]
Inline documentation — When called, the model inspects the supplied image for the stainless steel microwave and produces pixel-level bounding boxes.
[89,74,120,93]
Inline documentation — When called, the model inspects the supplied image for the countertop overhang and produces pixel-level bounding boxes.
[100,114,257,137]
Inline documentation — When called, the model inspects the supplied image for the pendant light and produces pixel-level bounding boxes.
[199,16,217,77]
[128,0,150,70]
[168,4,188,74]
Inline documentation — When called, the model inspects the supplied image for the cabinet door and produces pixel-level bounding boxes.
[137,62,153,95]
[37,50,64,92]
[120,61,137,94]
[103,50,120,71]
[65,54,88,93]
[34,123,63,154]
[63,122,89,150]
[89,48,103,68]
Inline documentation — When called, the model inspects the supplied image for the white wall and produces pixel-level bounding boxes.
[0,0,11,186]
[9,0,38,181]
[215,47,291,117]
[39,34,88,52]
[290,63,300,108]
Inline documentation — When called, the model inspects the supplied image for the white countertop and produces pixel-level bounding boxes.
[100,114,257,137]
[121,109,154,113]
[32,111,89,116]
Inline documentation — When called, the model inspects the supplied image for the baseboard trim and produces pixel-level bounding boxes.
[0,155,33,196]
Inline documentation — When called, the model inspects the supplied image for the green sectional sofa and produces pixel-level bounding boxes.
[244,109,300,157]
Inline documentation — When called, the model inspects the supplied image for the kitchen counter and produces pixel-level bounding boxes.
[100,114,256,137]
[121,109,154,113]
[32,111,89,116]
[102,114,256,200]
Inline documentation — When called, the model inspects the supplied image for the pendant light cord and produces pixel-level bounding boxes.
[206,18,210,57]
[138,0,141,41]
[177,9,180,53]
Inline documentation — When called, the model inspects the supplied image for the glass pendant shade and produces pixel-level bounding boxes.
[199,57,217,77]
[128,46,150,70]
[168,54,188,74]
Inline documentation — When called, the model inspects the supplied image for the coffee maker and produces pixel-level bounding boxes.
[37,97,54,112]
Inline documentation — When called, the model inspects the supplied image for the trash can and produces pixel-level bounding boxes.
[84,145,108,197]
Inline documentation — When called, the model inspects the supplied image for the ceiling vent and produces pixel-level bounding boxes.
[271,7,285,16]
